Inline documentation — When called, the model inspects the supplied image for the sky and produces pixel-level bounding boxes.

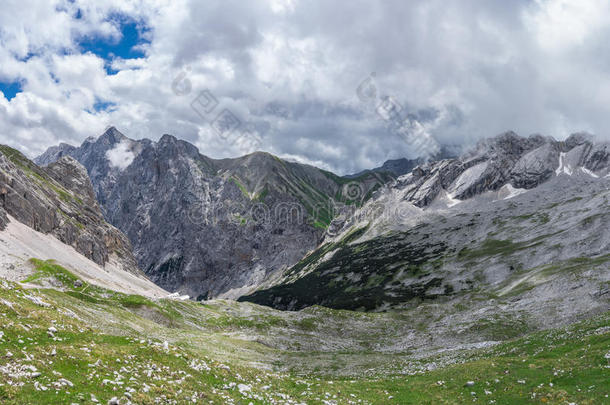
[1,0,610,175]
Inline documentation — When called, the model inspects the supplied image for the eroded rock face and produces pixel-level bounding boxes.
[510,142,559,189]
[33,143,77,167]
[0,148,140,274]
[584,143,610,171]
[36,128,392,299]
[45,156,100,209]
[36,129,610,300]
[390,132,609,208]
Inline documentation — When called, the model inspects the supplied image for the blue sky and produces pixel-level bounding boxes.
[0,14,150,101]
[0,80,22,101]
[76,16,150,74]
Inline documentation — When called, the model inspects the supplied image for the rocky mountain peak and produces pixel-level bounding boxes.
[34,142,77,167]
[98,126,127,146]
[564,132,595,148]
[218,151,280,173]
[158,133,177,143]
[347,145,459,179]
[471,131,545,161]
[156,133,200,158]
[385,131,609,209]
[34,129,394,299]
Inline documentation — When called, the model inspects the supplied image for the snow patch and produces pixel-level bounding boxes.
[499,184,528,200]
[445,191,462,207]
[167,292,190,301]
[555,152,573,176]
[106,140,135,170]
[580,167,599,178]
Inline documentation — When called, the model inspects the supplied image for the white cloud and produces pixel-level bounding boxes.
[106,140,135,170]
[1,0,610,175]
[524,0,610,52]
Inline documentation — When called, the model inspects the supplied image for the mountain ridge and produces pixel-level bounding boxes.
[0,145,140,274]
[35,128,610,306]
[241,131,609,313]
[35,127,394,299]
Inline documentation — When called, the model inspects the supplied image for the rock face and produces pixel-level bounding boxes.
[510,142,559,188]
[36,128,392,299]
[37,129,610,302]
[241,171,610,312]
[34,143,77,167]
[0,146,140,274]
[241,132,610,311]
[380,132,609,209]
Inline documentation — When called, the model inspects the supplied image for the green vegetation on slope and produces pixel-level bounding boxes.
[0,261,608,404]
[241,228,448,311]
[0,145,84,205]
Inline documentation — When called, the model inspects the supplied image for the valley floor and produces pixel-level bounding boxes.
[0,260,608,404]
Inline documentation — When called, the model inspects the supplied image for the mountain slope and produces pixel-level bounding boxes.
[36,128,392,300]
[381,132,608,208]
[0,145,164,297]
[240,133,610,326]
[242,175,609,311]
[0,146,140,273]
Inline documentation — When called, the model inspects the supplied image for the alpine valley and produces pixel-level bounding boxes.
[0,128,607,404]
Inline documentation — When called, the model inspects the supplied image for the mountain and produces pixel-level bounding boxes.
[2,130,608,405]
[345,145,460,178]
[0,144,165,296]
[36,128,393,299]
[240,132,610,323]
[33,142,77,167]
[389,132,608,207]
[0,145,139,272]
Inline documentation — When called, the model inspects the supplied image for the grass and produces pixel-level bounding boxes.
[23,259,80,286]
[229,176,250,198]
[0,260,608,404]
[457,238,543,261]
[25,259,173,316]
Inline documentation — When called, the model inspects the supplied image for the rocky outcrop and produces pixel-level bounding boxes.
[346,145,459,178]
[33,143,77,167]
[388,132,609,208]
[0,146,140,274]
[510,142,559,188]
[584,143,610,171]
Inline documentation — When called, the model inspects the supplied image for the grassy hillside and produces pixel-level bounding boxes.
[0,260,608,404]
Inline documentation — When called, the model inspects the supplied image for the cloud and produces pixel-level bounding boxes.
[0,0,610,174]
[106,139,135,170]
